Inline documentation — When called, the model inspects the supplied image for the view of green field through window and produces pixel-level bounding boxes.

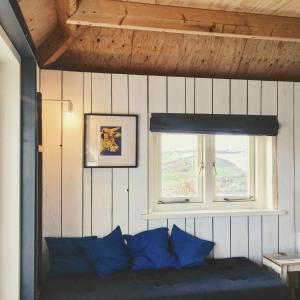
[160,134,250,199]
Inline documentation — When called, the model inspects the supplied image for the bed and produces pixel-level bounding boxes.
[40,257,289,300]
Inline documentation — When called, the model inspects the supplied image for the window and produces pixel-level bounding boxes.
[150,133,276,212]
[160,134,201,201]
[212,135,254,201]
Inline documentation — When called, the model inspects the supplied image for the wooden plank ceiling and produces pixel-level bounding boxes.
[18,0,300,81]
[121,0,300,18]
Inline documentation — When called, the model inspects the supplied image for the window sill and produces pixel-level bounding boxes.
[142,209,286,220]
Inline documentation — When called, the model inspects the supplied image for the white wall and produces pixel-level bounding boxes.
[0,26,21,300]
[40,70,299,267]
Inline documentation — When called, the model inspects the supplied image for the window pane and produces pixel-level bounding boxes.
[215,135,250,197]
[161,134,198,198]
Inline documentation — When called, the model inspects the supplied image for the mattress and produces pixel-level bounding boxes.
[40,257,288,300]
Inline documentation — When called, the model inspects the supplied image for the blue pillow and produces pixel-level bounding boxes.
[124,227,180,270]
[170,225,214,267]
[45,236,97,277]
[80,226,130,278]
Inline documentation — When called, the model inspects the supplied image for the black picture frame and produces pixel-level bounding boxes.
[84,113,138,168]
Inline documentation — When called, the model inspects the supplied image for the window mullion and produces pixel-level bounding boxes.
[249,136,255,199]
[204,135,215,205]
[198,135,204,203]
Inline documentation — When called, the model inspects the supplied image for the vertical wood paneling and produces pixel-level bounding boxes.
[213,79,230,114]
[277,82,295,253]
[61,72,83,237]
[148,76,168,229]
[185,219,195,234]
[262,215,279,254]
[231,217,248,257]
[111,74,129,234]
[214,217,231,258]
[212,79,231,258]
[128,75,148,234]
[195,218,213,241]
[185,78,194,114]
[261,81,279,254]
[231,80,247,115]
[41,72,298,266]
[248,81,261,115]
[247,79,263,264]
[91,73,112,237]
[167,77,185,113]
[148,220,166,230]
[294,83,300,235]
[195,78,212,114]
[41,70,62,238]
[262,81,277,116]
[249,216,262,264]
[149,76,167,114]
[83,73,92,236]
[168,219,185,231]
[41,70,62,271]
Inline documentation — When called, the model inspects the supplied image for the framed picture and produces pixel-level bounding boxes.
[84,114,138,168]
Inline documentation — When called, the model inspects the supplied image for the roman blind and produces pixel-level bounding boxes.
[150,113,279,136]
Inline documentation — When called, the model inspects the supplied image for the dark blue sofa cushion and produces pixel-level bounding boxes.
[45,236,97,277]
[124,227,180,270]
[170,225,214,267]
[80,226,130,278]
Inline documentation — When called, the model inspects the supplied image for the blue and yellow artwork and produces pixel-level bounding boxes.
[100,126,122,156]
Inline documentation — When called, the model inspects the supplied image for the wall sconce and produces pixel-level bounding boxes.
[43,99,74,115]
[67,101,73,114]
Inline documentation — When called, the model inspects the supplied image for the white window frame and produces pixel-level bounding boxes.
[149,133,277,213]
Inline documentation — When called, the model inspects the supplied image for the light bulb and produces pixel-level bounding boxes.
[68,101,73,113]
[65,110,75,121]
[65,100,74,120]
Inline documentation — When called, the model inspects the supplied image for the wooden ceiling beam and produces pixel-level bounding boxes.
[69,0,79,16]
[37,26,85,66]
[56,0,79,34]
[67,0,300,42]
[36,0,81,66]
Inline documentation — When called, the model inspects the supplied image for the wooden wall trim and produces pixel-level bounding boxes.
[37,26,86,66]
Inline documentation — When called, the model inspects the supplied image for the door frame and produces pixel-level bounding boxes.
[1,1,39,299]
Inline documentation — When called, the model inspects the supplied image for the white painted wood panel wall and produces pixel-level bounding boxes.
[40,70,299,267]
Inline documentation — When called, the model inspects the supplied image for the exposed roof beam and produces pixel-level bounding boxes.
[69,0,79,16]
[56,0,79,34]
[37,1,81,66]
[67,0,300,42]
[37,26,84,66]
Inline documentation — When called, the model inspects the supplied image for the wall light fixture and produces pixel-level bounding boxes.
[43,99,74,114]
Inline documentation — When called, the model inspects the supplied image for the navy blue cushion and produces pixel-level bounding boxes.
[80,226,130,278]
[46,236,97,277]
[170,225,214,267]
[124,227,180,270]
